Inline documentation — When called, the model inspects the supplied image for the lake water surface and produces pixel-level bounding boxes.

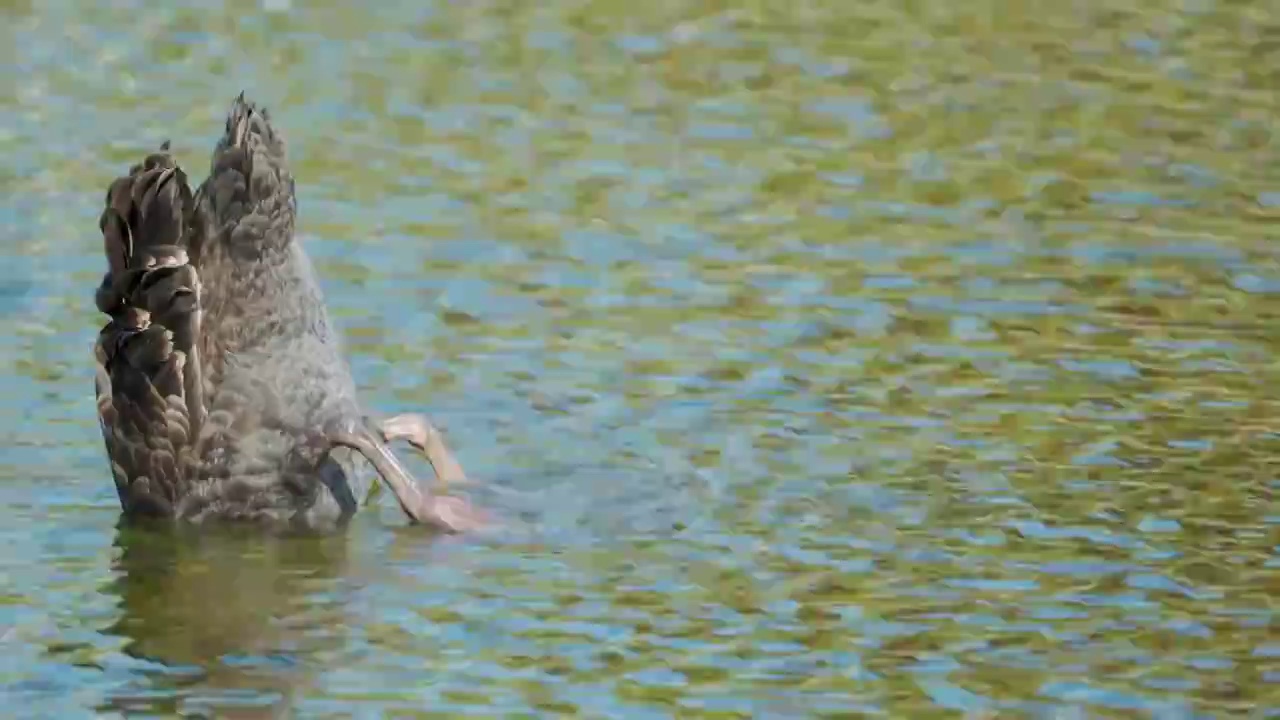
[2,0,1279,717]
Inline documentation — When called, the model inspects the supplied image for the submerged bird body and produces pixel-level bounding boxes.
[93,94,480,532]
[192,236,371,525]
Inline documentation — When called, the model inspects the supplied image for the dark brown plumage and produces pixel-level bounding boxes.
[92,93,483,532]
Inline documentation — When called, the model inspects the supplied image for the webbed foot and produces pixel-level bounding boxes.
[378,413,471,489]
[325,423,486,533]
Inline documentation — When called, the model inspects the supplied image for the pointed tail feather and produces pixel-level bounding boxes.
[198,92,296,259]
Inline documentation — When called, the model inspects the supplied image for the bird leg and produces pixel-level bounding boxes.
[325,425,484,533]
[377,413,471,489]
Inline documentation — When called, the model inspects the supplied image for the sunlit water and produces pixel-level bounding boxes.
[2,0,1279,717]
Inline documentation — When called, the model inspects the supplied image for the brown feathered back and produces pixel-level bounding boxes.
[93,94,371,528]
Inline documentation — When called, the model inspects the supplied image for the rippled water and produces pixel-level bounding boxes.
[3,0,1280,716]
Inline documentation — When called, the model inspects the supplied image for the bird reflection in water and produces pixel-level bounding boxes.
[97,519,357,717]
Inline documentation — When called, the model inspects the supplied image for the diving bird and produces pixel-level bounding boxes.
[91,92,483,532]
